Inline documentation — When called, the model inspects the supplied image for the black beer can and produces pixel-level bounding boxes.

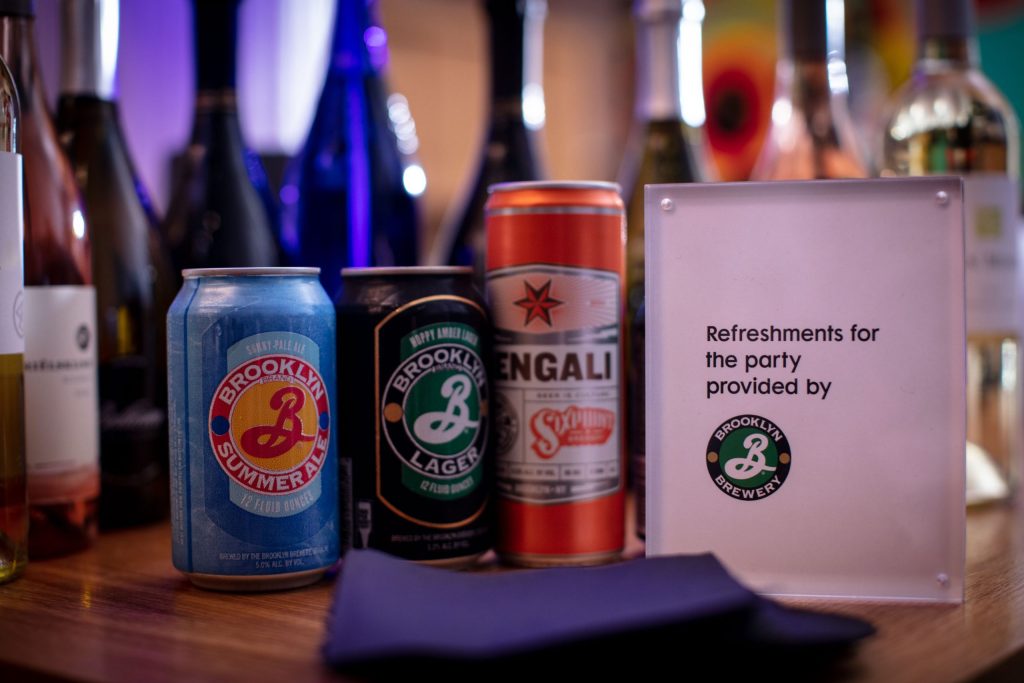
[338,267,492,566]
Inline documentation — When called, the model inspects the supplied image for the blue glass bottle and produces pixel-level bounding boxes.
[281,0,421,298]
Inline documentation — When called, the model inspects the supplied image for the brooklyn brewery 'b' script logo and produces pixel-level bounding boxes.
[382,323,487,500]
[209,354,330,496]
[706,414,790,501]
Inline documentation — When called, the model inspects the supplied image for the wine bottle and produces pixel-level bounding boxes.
[0,51,26,583]
[619,0,711,539]
[749,0,866,180]
[57,0,172,528]
[431,0,547,271]
[162,0,279,275]
[281,0,421,299]
[881,0,1021,504]
[0,0,100,558]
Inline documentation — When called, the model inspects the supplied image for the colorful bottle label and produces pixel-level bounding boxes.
[489,264,622,504]
[23,285,100,477]
[0,152,23,355]
[964,174,1020,334]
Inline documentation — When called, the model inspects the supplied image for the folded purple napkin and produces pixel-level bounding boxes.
[323,550,873,672]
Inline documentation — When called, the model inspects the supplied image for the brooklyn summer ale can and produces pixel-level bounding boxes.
[486,181,626,566]
[338,267,491,566]
[168,268,338,591]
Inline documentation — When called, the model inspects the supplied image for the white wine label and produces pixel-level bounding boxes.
[964,174,1020,334]
[488,265,621,504]
[24,285,100,475]
[0,152,24,355]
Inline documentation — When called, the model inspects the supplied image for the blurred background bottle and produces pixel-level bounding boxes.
[0,50,26,583]
[280,0,421,299]
[57,0,172,528]
[881,0,1021,505]
[749,0,866,180]
[0,0,99,559]
[162,0,279,276]
[619,0,712,539]
[431,0,547,272]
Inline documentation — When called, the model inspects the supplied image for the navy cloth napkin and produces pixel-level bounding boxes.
[323,550,874,673]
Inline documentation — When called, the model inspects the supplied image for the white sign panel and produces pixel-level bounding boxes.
[645,178,966,602]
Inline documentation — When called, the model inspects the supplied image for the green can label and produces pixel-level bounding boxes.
[375,298,489,528]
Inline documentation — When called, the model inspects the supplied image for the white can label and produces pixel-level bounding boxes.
[24,285,99,475]
[965,174,1020,334]
[488,265,622,504]
[0,151,23,354]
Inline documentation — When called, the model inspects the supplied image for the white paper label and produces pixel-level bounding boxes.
[24,285,99,475]
[0,151,24,354]
[964,174,1020,334]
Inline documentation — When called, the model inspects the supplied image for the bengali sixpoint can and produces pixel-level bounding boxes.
[167,268,339,591]
[338,266,492,567]
[485,181,626,567]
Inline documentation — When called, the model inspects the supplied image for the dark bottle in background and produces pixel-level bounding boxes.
[0,0,100,558]
[57,0,173,528]
[749,0,866,180]
[431,0,547,272]
[618,0,712,540]
[162,0,279,276]
[281,0,421,299]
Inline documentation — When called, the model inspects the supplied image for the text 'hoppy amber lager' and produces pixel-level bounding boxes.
[338,267,492,566]
[486,181,626,566]
[167,268,338,591]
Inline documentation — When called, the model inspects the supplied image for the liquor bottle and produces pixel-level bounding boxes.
[281,0,421,299]
[749,0,866,180]
[431,0,547,271]
[619,0,711,539]
[57,0,172,527]
[162,0,279,275]
[881,0,1021,504]
[0,52,26,583]
[0,0,100,558]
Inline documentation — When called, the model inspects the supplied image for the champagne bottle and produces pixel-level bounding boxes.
[431,0,547,271]
[0,0,100,558]
[619,0,711,539]
[0,50,26,583]
[881,0,1021,504]
[162,0,279,275]
[57,0,172,528]
[749,0,866,180]
[281,0,421,298]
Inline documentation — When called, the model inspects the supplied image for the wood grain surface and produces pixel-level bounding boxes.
[0,502,1021,683]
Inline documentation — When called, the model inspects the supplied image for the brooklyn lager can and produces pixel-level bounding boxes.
[167,268,339,591]
[338,267,492,566]
[486,181,626,566]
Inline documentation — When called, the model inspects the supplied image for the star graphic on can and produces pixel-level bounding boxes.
[514,279,563,327]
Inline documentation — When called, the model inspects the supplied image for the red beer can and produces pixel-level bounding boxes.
[485,181,626,566]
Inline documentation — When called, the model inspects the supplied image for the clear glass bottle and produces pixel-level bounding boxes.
[431,0,547,273]
[162,0,279,276]
[281,0,421,299]
[618,0,711,539]
[0,49,26,583]
[57,0,173,528]
[0,0,100,558]
[881,0,1021,504]
[749,0,866,180]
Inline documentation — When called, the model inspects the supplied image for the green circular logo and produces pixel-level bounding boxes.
[706,415,791,501]
[403,369,480,456]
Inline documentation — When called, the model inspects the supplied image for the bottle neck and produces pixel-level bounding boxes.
[193,0,239,95]
[916,0,977,68]
[918,36,978,70]
[328,0,383,75]
[60,0,117,100]
[486,0,545,124]
[633,9,683,121]
[774,0,848,106]
[0,14,45,119]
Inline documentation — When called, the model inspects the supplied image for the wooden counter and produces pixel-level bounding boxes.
[1,501,1022,683]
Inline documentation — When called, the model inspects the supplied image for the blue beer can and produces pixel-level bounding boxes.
[168,268,338,591]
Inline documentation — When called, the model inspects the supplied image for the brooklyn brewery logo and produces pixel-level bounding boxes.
[382,324,487,500]
[706,414,790,501]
